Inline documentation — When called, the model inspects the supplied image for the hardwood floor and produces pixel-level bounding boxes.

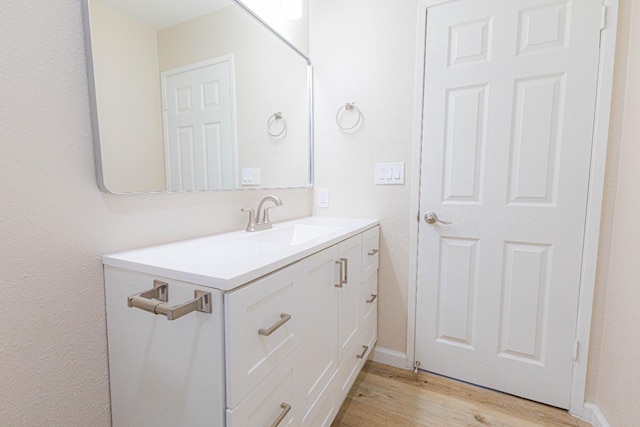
[332,362,590,427]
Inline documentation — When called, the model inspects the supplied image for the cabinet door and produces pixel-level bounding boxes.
[296,245,339,413]
[104,268,225,427]
[225,263,302,408]
[337,235,362,362]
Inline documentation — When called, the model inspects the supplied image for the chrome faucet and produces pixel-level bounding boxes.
[241,195,283,232]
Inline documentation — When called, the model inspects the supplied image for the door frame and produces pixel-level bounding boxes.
[406,0,619,417]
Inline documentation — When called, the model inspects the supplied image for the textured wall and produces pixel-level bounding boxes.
[310,0,417,355]
[0,2,311,425]
[586,0,640,424]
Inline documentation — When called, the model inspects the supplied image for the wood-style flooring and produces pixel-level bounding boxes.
[332,361,590,427]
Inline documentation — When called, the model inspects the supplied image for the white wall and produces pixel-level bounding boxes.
[89,0,166,192]
[0,2,311,425]
[585,0,640,424]
[310,0,418,354]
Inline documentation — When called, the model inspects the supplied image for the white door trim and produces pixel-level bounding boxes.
[568,0,619,417]
[406,0,619,415]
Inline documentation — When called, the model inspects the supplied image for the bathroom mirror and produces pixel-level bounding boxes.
[83,0,312,193]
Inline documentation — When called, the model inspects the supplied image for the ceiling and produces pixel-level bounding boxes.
[98,0,232,30]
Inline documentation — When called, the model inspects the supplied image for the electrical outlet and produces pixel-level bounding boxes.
[317,188,329,208]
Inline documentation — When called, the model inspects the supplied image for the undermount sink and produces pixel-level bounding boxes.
[237,224,344,246]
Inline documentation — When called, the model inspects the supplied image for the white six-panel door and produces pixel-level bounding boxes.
[162,56,235,191]
[415,0,602,408]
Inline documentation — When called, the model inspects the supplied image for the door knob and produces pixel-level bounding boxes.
[424,212,451,225]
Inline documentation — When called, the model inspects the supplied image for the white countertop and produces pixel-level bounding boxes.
[103,216,378,291]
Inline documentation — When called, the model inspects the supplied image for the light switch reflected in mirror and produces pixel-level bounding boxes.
[83,0,312,193]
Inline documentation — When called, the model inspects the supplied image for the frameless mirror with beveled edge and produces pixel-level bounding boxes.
[82,0,312,193]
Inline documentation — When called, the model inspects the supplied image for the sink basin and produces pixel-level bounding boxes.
[237,224,343,246]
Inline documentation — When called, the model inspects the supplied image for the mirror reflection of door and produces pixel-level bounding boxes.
[162,57,236,191]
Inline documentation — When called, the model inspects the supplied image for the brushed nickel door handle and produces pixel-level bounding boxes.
[335,258,348,287]
[424,212,451,225]
[341,258,348,284]
[335,259,344,288]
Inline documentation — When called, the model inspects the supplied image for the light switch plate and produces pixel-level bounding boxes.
[375,162,405,185]
[242,168,261,186]
[317,188,329,208]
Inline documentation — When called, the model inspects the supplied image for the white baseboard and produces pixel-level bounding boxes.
[580,403,611,427]
[372,346,409,369]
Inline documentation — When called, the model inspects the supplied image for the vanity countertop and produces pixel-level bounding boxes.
[103,216,378,291]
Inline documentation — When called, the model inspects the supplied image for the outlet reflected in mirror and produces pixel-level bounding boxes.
[83,0,311,193]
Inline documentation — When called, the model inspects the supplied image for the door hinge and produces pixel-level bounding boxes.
[413,360,421,374]
[573,340,580,362]
[417,211,421,222]
[600,5,607,31]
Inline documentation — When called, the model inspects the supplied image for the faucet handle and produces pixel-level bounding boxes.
[263,206,274,224]
[241,208,256,232]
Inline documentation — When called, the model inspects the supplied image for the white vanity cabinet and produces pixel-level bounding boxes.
[104,269,227,427]
[103,217,379,427]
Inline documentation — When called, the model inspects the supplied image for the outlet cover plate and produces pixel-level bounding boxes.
[317,188,329,208]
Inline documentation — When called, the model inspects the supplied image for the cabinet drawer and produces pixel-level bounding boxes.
[361,271,378,326]
[361,305,378,359]
[225,265,301,408]
[227,350,298,427]
[301,373,338,427]
[335,334,369,404]
[362,226,380,277]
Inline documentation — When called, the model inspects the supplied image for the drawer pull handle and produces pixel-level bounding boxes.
[258,313,291,336]
[342,258,348,284]
[270,402,292,427]
[127,280,212,321]
[366,294,378,304]
[356,345,369,360]
[335,258,348,288]
[368,249,379,256]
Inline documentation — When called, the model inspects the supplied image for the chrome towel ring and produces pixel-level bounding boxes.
[336,102,363,131]
[267,112,287,138]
